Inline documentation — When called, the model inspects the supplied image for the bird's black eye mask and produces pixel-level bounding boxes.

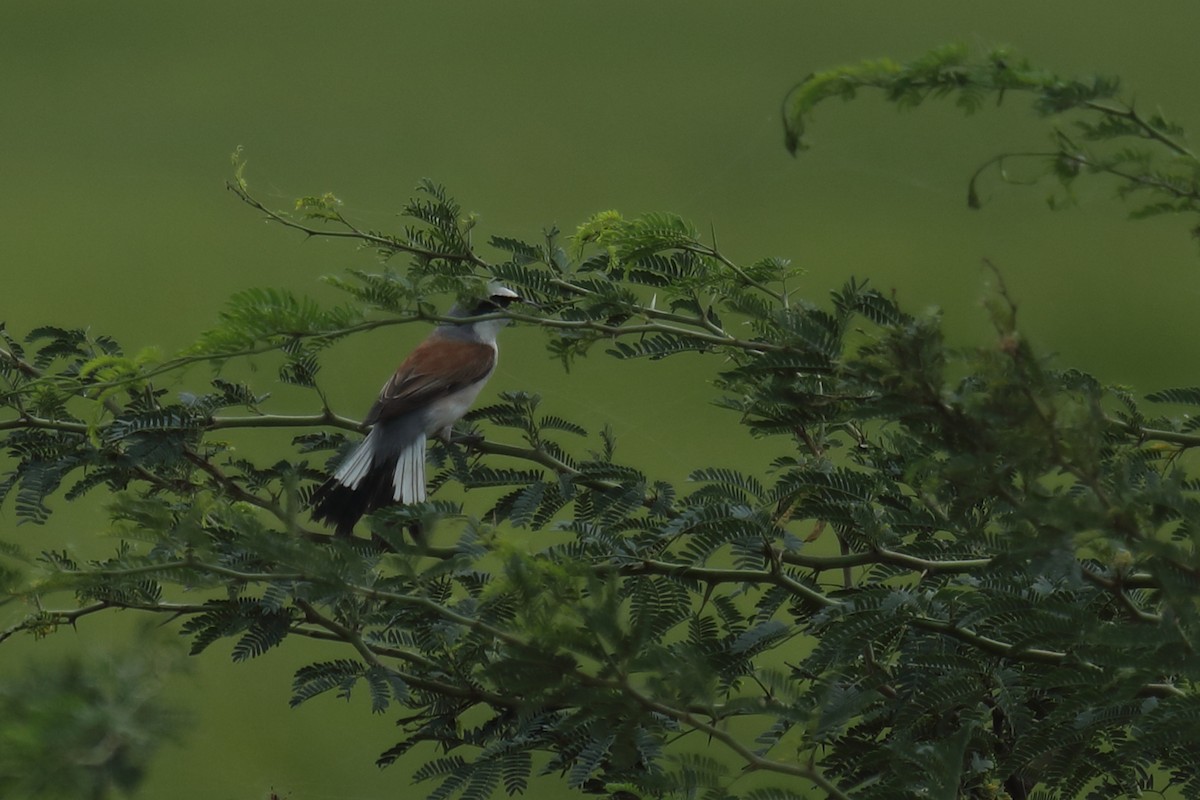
[469,294,520,315]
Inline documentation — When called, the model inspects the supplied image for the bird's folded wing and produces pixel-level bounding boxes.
[364,338,496,424]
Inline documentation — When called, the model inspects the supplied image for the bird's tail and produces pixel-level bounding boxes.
[392,432,426,505]
[310,428,427,536]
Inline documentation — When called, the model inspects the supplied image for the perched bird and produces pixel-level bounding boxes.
[311,285,521,536]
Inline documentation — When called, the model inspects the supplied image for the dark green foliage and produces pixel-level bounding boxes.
[0,628,188,800]
[1146,387,1200,406]
[5,50,1200,800]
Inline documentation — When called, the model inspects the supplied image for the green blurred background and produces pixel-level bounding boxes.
[3,2,1199,798]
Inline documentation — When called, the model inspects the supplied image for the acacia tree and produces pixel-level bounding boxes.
[3,49,1199,800]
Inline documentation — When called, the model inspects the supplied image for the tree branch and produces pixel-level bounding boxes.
[618,677,852,799]
[228,181,492,270]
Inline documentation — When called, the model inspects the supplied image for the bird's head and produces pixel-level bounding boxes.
[464,284,522,316]
[440,284,527,342]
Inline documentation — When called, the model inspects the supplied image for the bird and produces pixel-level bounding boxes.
[310,284,521,536]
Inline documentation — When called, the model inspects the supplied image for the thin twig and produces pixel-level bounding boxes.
[228,181,492,270]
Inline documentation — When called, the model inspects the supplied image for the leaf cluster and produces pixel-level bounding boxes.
[783,44,1200,247]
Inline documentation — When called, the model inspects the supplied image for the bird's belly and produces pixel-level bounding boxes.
[423,378,489,434]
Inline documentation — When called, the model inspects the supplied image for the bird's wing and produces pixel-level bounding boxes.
[364,337,496,425]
